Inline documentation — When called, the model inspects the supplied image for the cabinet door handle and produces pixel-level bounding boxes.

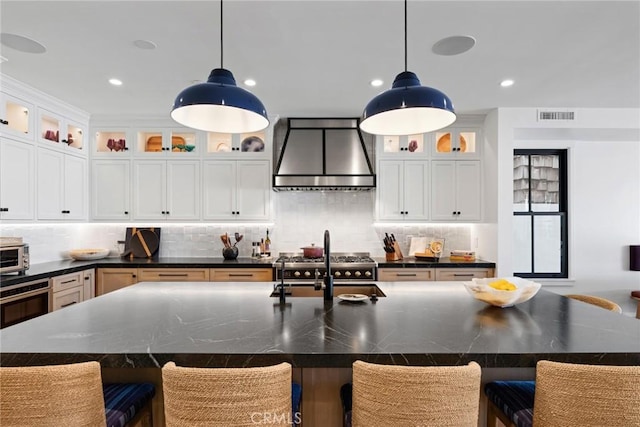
[132,274,137,278]
[158,273,189,277]
[166,211,170,215]
[229,273,253,277]
[0,208,8,212]
[0,119,8,125]
[60,301,78,308]
[61,210,70,214]
[84,276,90,280]
[453,273,474,277]
[161,211,166,214]
[124,211,129,215]
[395,273,417,277]
[61,279,76,285]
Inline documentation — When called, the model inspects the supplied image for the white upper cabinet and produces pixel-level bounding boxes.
[37,148,87,220]
[92,128,131,157]
[431,127,481,159]
[376,134,428,158]
[0,138,35,219]
[37,108,87,156]
[202,160,270,221]
[431,160,481,221]
[377,160,429,221]
[132,160,200,220]
[91,160,131,220]
[0,92,35,142]
[204,129,271,158]
[132,129,199,157]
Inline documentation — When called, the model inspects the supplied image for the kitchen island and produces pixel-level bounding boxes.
[1,281,638,426]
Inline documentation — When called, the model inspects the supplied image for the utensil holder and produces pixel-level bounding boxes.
[222,246,239,260]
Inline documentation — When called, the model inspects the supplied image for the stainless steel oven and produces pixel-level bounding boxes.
[0,278,51,328]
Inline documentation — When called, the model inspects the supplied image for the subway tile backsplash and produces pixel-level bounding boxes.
[2,192,472,264]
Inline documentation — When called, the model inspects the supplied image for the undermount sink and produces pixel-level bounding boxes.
[270,284,386,298]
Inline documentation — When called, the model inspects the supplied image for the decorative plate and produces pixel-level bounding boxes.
[337,294,368,302]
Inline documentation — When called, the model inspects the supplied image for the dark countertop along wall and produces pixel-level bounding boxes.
[0,257,496,287]
[1,281,637,368]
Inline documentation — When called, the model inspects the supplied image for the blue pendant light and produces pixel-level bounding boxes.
[360,0,456,136]
[171,0,268,134]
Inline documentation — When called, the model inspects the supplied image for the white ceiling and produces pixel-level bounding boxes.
[1,0,639,120]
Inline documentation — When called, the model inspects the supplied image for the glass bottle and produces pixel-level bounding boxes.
[265,229,271,255]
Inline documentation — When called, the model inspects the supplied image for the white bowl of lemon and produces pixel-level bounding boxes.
[463,277,541,308]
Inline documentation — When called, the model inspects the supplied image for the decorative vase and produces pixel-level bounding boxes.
[222,246,239,260]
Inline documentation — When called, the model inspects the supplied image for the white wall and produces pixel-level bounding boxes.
[496,108,640,315]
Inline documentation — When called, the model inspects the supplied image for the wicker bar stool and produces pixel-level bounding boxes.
[162,361,294,427]
[566,294,622,313]
[533,360,640,427]
[351,361,481,427]
[0,361,156,427]
[0,361,107,427]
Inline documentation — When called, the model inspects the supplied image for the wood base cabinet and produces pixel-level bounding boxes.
[97,268,138,296]
[137,268,209,282]
[434,268,494,281]
[52,269,93,311]
[210,268,273,282]
[377,268,435,281]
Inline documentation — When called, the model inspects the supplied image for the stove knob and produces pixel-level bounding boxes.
[345,271,352,277]
[304,271,311,278]
[294,271,301,277]
[365,271,372,277]
[355,271,361,277]
[334,271,341,277]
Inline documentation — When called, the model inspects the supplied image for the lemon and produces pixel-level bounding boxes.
[488,279,517,291]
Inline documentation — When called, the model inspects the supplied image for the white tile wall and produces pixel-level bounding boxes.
[1,192,473,264]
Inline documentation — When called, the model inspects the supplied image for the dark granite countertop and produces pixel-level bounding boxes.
[1,281,637,368]
[0,257,275,287]
[375,257,496,268]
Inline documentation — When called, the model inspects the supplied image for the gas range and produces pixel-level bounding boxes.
[274,252,377,282]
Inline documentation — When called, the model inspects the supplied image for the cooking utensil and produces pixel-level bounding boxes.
[301,244,323,258]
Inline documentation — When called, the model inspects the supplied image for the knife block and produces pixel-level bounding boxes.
[386,242,404,261]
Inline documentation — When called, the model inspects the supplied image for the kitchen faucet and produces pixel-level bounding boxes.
[313,230,333,300]
[322,230,334,300]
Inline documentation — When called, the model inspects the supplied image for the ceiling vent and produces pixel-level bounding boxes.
[537,110,575,121]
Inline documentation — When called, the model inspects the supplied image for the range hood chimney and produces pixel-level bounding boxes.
[272,118,376,191]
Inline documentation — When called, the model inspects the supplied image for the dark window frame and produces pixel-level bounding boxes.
[513,149,568,279]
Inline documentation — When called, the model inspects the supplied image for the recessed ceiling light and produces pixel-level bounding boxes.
[370,79,384,87]
[432,35,476,56]
[0,33,46,54]
[109,78,123,86]
[244,79,256,87]
[133,39,157,50]
[500,79,515,87]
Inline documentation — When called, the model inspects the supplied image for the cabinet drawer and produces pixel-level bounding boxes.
[96,268,138,296]
[377,268,435,281]
[435,269,494,281]
[52,272,83,292]
[137,268,210,282]
[210,268,273,282]
[52,285,84,311]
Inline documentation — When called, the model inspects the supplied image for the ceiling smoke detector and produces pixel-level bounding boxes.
[0,33,46,54]
[432,35,476,56]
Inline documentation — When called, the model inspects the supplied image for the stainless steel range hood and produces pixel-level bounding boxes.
[272,118,376,191]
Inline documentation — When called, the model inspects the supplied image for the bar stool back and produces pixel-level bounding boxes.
[352,361,481,427]
[533,360,640,427]
[162,361,292,426]
[566,294,622,313]
[0,361,107,427]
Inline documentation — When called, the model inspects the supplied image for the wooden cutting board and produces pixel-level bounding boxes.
[130,229,159,258]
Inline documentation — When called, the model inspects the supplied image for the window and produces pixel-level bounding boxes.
[513,150,568,278]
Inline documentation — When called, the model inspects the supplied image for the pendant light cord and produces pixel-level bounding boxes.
[220,0,224,68]
[404,0,407,72]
